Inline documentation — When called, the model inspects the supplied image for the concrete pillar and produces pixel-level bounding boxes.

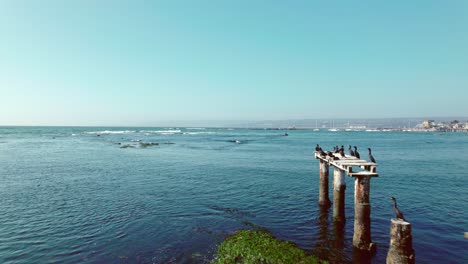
[353,175,376,251]
[386,219,415,264]
[318,159,331,207]
[333,167,346,221]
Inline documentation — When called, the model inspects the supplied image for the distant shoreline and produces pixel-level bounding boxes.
[1,126,467,133]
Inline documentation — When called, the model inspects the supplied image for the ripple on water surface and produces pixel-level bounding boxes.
[0,128,467,263]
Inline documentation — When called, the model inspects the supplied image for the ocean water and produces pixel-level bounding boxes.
[0,127,467,263]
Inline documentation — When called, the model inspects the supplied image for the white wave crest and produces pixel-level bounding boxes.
[140,130,182,134]
[183,132,215,135]
[84,130,136,135]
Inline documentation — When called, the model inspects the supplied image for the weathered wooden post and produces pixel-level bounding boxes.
[333,167,346,221]
[386,219,415,264]
[353,175,376,251]
[318,159,331,207]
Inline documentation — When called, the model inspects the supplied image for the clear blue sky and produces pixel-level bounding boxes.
[1,1,467,126]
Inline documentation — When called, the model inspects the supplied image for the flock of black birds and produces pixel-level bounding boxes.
[315,144,377,163]
[315,144,407,221]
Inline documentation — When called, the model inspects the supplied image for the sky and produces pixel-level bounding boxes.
[1,0,467,126]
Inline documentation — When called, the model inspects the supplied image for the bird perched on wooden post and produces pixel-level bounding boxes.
[368,148,376,163]
[318,147,327,157]
[339,148,346,158]
[354,146,360,159]
[326,151,339,160]
[390,197,406,221]
[348,145,355,156]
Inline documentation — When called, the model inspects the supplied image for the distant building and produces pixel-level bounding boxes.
[422,120,435,129]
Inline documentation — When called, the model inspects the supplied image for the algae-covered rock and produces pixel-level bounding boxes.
[212,230,326,264]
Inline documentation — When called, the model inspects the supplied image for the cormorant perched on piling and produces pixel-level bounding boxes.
[327,152,340,160]
[334,146,339,153]
[318,147,326,157]
[368,148,376,163]
[340,145,345,153]
[349,145,355,156]
[315,144,320,152]
[339,148,346,158]
[354,146,360,159]
[390,197,406,221]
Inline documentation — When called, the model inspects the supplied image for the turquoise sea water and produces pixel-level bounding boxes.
[0,127,467,263]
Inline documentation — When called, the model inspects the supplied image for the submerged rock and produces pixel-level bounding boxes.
[139,142,159,147]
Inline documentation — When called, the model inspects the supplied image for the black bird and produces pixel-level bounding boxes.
[339,149,346,158]
[315,144,320,152]
[330,152,340,160]
[354,146,360,159]
[334,145,340,153]
[349,145,355,156]
[327,151,340,160]
[368,148,376,163]
[390,197,406,221]
[340,145,345,152]
[318,147,326,157]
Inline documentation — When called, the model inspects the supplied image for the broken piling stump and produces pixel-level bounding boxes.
[386,218,415,264]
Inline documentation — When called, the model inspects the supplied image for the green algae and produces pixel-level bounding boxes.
[212,230,326,264]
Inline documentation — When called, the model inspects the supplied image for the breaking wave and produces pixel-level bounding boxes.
[139,130,182,135]
[183,132,215,135]
[83,130,136,135]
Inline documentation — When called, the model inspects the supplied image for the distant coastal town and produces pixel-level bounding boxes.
[415,120,468,132]
[243,118,468,132]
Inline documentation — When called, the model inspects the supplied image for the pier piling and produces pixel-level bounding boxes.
[333,167,346,221]
[352,175,375,251]
[315,150,378,252]
[318,159,331,207]
[386,219,415,264]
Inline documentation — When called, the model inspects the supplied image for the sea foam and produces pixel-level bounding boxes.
[84,130,136,135]
[140,130,182,134]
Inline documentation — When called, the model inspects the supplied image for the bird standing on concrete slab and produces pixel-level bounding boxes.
[315,144,320,152]
[354,146,360,159]
[348,145,355,156]
[368,148,376,163]
[390,197,406,221]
